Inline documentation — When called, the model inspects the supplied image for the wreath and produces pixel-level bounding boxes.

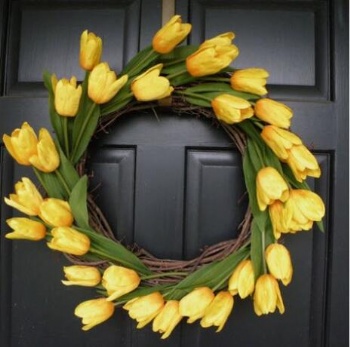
[2,15,325,338]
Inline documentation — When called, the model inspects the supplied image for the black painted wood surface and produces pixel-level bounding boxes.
[0,0,348,346]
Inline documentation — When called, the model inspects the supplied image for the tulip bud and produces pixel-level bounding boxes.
[62,265,101,287]
[152,300,182,339]
[123,292,164,329]
[186,33,238,77]
[200,291,234,332]
[179,287,215,323]
[131,64,174,101]
[88,62,128,104]
[230,68,269,96]
[47,227,90,256]
[28,128,60,173]
[39,198,73,227]
[265,244,293,286]
[256,167,289,211]
[228,259,255,298]
[80,30,103,71]
[254,98,293,128]
[285,189,325,231]
[3,122,38,166]
[152,15,192,54]
[211,94,254,124]
[75,298,115,331]
[253,274,285,316]
[5,217,46,241]
[269,201,291,239]
[102,265,141,301]
[4,177,43,216]
[53,76,82,117]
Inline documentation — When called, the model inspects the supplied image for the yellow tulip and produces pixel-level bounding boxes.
[285,189,325,231]
[131,64,174,101]
[231,68,269,96]
[269,201,292,239]
[211,94,254,124]
[152,300,182,339]
[200,291,234,332]
[152,15,192,54]
[179,287,215,323]
[4,177,43,216]
[265,244,293,286]
[52,75,82,117]
[28,128,60,173]
[256,167,289,211]
[123,292,164,329]
[80,30,102,71]
[88,62,128,104]
[286,144,321,182]
[75,298,115,331]
[228,259,255,298]
[62,265,101,287]
[39,198,73,227]
[255,98,293,128]
[186,33,239,77]
[5,217,46,241]
[199,32,235,49]
[261,125,320,182]
[47,226,90,255]
[253,274,285,316]
[3,122,38,166]
[102,265,141,301]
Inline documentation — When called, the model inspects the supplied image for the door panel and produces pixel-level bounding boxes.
[0,0,348,346]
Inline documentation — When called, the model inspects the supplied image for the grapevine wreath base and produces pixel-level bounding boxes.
[2,15,325,339]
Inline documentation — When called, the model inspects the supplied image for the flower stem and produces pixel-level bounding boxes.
[175,90,212,103]
[62,116,70,157]
[141,272,187,280]
[167,68,188,80]
[55,170,71,196]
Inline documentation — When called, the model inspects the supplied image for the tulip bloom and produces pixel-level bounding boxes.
[254,98,293,128]
[47,227,90,255]
[52,75,82,117]
[62,265,101,287]
[39,198,73,227]
[5,217,46,241]
[3,122,38,166]
[152,15,192,54]
[186,33,239,77]
[265,244,293,286]
[123,292,164,329]
[285,189,325,231]
[102,265,141,301]
[4,177,43,216]
[269,201,291,239]
[80,30,103,71]
[231,68,269,96]
[212,94,254,124]
[200,291,234,332]
[256,167,289,211]
[88,62,128,104]
[131,64,173,101]
[152,300,182,339]
[179,287,215,323]
[28,128,60,173]
[253,274,285,316]
[228,259,255,298]
[261,125,321,182]
[75,298,115,331]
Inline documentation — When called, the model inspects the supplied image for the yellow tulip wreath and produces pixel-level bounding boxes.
[2,15,325,338]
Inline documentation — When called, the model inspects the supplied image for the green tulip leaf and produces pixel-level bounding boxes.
[183,95,212,108]
[33,168,66,200]
[159,45,198,62]
[69,175,90,230]
[56,146,80,191]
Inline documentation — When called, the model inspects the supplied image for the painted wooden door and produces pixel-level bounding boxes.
[0,0,348,346]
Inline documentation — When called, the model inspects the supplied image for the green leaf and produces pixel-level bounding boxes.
[159,45,198,62]
[167,246,249,299]
[71,99,100,165]
[33,168,65,199]
[250,219,264,279]
[43,71,65,149]
[121,46,160,77]
[69,175,90,230]
[170,73,196,87]
[183,95,212,107]
[56,146,80,190]
[78,228,152,276]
